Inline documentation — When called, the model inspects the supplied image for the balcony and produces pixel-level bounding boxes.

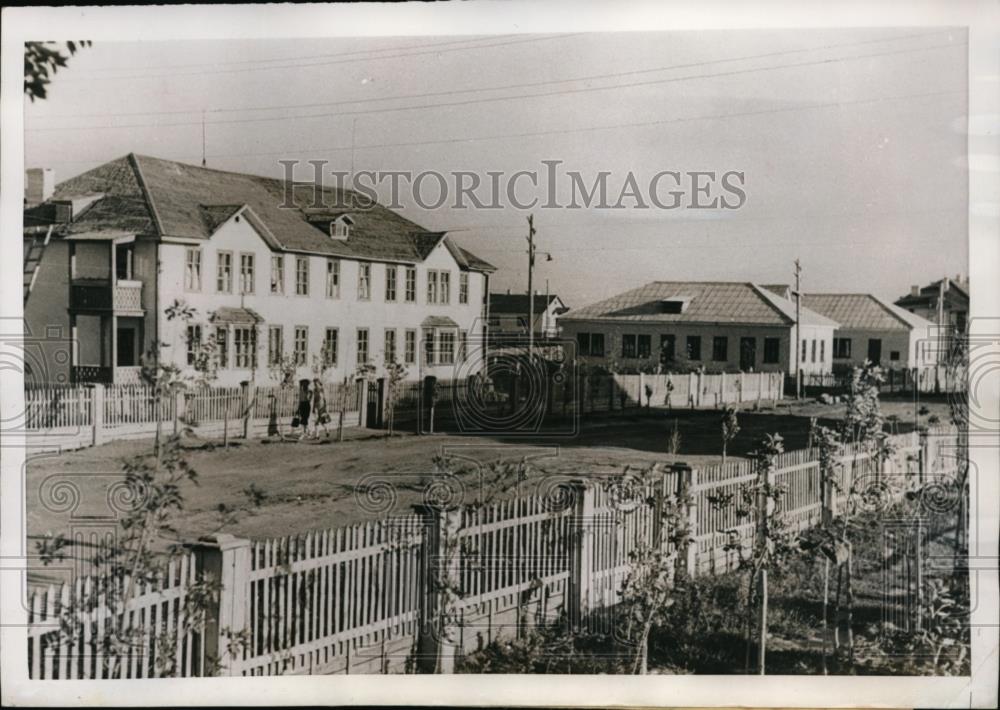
[70,279,143,313]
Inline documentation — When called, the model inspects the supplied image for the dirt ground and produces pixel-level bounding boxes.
[25,394,954,583]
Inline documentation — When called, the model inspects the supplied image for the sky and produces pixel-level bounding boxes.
[23,29,969,308]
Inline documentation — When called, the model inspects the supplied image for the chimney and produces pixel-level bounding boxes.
[25,168,55,206]
[910,285,920,297]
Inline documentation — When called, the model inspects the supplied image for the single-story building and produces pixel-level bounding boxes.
[802,293,940,371]
[559,281,838,375]
[488,292,568,343]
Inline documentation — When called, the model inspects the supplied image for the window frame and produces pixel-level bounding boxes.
[295,256,310,296]
[325,258,340,299]
[385,265,397,302]
[268,325,283,366]
[712,335,728,362]
[622,333,637,358]
[270,254,284,295]
[763,337,781,364]
[216,251,233,294]
[184,247,202,292]
[439,271,451,305]
[384,328,397,365]
[405,267,417,303]
[404,329,417,364]
[293,325,308,366]
[233,326,257,369]
[239,252,255,295]
[215,326,228,368]
[358,262,371,301]
[686,335,702,361]
[323,327,339,367]
[637,334,652,359]
[426,270,439,304]
[186,324,202,366]
[459,272,469,304]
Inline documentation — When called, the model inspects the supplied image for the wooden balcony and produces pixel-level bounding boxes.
[70,279,143,313]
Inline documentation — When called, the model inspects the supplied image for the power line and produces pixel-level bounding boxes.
[75,34,521,75]
[53,33,582,83]
[27,40,964,134]
[27,88,962,168]
[31,29,953,121]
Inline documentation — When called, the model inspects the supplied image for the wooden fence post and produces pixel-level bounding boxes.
[188,533,252,677]
[670,463,698,578]
[568,479,596,631]
[416,503,461,673]
[89,383,106,446]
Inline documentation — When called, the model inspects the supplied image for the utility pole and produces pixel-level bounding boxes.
[794,258,802,400]
[527,214,536,358]
[201,110,207,167]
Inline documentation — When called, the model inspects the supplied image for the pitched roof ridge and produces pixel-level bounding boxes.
[870,294,934,329]
[128,154,165,237]
[748,283,795,325]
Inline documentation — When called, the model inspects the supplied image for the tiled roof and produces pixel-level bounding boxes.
[561,281,837,327]
[210,306,264,325]
[895,278,969,308]
[489,293,563,314]
[421,315,460,328]
[36,154,493,271]
[804,293,935,331]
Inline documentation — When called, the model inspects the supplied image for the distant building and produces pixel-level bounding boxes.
[23,155,495,387]
[894,277,968,357]
[802,293,939,372]
[488,292,568,343]
[559,281,838,375]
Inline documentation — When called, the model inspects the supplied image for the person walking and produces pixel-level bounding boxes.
[294,378,312,441]
[311,377,331,439]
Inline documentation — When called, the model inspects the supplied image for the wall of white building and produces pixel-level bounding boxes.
[829,326,940,371]
[157,215,488,386]
[560,320,834,375]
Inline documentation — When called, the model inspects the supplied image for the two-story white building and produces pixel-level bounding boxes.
[23,154,495,386]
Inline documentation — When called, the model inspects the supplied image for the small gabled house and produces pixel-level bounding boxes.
[23,155,495,386]
[559,281,838,375]
[488,292,568,343]
[802,293,939,371]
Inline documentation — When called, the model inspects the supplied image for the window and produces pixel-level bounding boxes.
[712,336,728,362]
[404,329,417,364]
[801,339,808,362]
[216,251,233,293]
[811,339,817,363]
[660,334,676,363]
[637,334,651,358]
[184,248,202,291]
[820,340,826,363]
[423,327,435,365]
[591,333,605,357]
[358,263,371,300]
[459,273,469,304]
[326,258,340,298]
[186,325,202,366]
[215,326,228,368]
[890,350,900,362]
[384,329,396,364]
[294,326,308,365]
[405,267,417,302]
[331,217,351,239]
[268,326,283,366]
[295,256,309,296]
[357,328,369,364]
[440,271,451,304]
[577,332,591,356]
[238,253,255,294]
[622,334,637,358]
[686,335,702,361]
[459,330,468,361]
[234,327,256,369]
[833,338,852,359]
[439,330,456,365]
[270,255,284,294]
[323,328,338,367]
[763,337,780,364]
[385,265,397,302]
[426,270,439,304]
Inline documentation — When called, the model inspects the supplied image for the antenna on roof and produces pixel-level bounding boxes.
[201,109,207,168]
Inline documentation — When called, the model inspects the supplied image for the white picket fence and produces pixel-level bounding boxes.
[21,381,364,453]
[26,425,959,677]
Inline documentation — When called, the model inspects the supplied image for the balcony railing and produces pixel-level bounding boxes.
[113,280,143,312]
[70,279,143,312]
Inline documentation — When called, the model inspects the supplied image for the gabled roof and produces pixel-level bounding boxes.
[804,293,936,331]
[489,293,564,315]
[561,281,837,327]
[895,278,969,309]
[29,154,493,271]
